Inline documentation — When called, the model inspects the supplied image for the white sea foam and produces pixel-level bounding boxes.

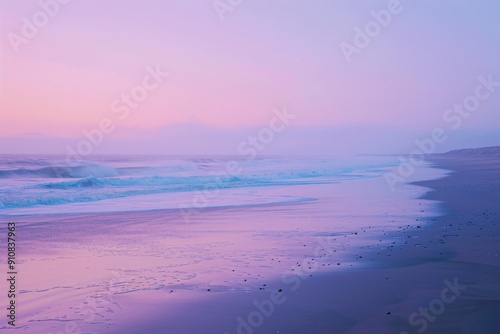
[0,155,398,214]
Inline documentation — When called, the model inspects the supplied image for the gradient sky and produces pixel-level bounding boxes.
[1,0,499,155]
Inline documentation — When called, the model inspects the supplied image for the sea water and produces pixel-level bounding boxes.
[0,155,398,216]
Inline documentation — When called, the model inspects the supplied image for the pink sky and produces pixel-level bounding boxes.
[1,0,499,154]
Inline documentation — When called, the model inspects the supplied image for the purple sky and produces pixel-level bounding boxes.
[1,0,499,155]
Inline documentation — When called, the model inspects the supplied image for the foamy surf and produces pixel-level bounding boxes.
[0,155,397,215]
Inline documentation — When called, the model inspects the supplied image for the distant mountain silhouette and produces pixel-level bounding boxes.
[442,146,500,157]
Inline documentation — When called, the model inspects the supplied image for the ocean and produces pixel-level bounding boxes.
[0,154,399,216]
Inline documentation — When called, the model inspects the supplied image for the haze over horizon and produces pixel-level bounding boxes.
[1,0,499,155]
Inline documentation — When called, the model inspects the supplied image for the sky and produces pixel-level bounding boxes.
[0,0,499,155]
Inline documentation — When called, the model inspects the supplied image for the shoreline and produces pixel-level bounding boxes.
[112,155,500,334]
[2,155,499,333]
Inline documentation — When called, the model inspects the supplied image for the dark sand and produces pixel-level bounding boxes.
[111,155,500,334]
